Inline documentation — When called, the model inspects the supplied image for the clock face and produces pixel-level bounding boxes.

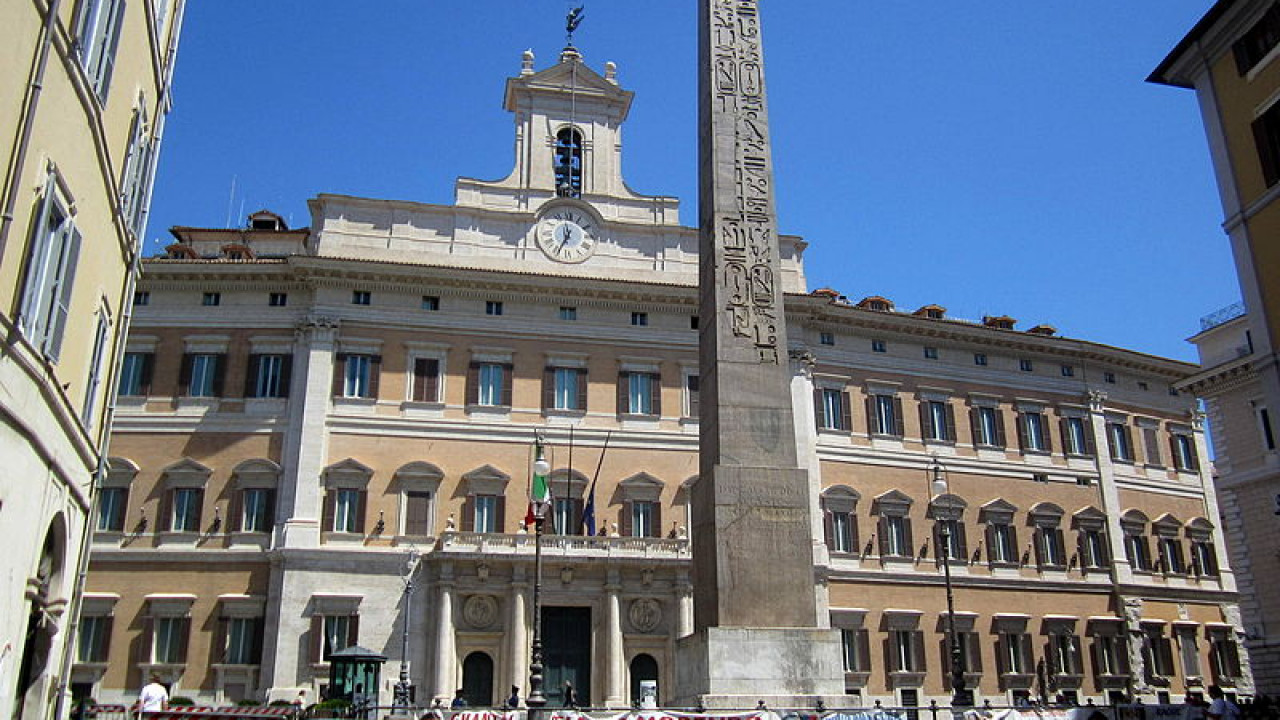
[536,209,597,263]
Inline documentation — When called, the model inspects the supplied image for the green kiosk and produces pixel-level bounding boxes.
[327,645,387,712]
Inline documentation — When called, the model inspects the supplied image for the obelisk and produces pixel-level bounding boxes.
[676,0,846,706]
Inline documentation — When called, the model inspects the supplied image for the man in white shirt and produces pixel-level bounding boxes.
[137,675,169,715]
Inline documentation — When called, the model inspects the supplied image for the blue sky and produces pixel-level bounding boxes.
[147,1,1231,362]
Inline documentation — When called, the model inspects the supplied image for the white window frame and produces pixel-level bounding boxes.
[333,488,361,533]
[553,367,580,410]
[343,354,373,398]
[478,363,504,406]
[76,0,127,100]
[628,372,654,415]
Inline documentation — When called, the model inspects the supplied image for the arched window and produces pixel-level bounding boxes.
[461,651,494,707]
[629,653,660,706]
[554,128,583,198]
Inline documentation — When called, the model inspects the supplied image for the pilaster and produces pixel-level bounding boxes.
[433,564,457,701]
[1087,391,1133,585]
[603,571,625,706]
[276,315,339,549]
[507,568,529,701]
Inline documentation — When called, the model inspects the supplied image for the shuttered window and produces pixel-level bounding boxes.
[18,174,81,362]
[76,0,127,100]
[404,491,432,536]
[118,352,154,396]
[412,358,440,403]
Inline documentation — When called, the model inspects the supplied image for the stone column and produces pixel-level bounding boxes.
[675,577,694,639]
[507,568,529,699]
[433,566,457,702]
[788,348,825,553]
[604,574,625,706]
[1191,410,1237,591]
[1086,391,1133,585]
[276,314,340,549]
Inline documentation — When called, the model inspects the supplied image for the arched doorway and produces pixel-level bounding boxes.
[629,653,660,707]
[15,517,66,720]
[461,651,494,708]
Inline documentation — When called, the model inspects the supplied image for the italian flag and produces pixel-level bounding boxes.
[525,458,552,526]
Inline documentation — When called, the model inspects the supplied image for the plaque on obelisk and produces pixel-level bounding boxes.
[675,0,846,706]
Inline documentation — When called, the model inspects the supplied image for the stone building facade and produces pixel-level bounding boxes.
[81,48,1252,708]
[0,1,186,718]
[1151,0,1280,694]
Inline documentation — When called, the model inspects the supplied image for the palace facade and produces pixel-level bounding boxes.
[80,47,1252,709]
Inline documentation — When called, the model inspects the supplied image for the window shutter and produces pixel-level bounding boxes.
[1123,426,1134,461]
[913,631,928,673]
[1089,640,1101,678]
[985,524,996,563]
[823,509,834,549]
[139,353,155,395]
[813,388,823,429]
[191,489,205,532]
[957,524,969,561]
[413,358,434,402]
[101,615,115,661]
[617,372,629,414]
[918,401,929,439]
[850,516,860,554]
[501,363,513,406]
[210,354,227,397]
[968,633,983,672]
[229,489,244,532]
[1016,414,1028,451]
[1144,427,1161,465]
[840,392,852,432]
[1083,420,1096,456]
[216,616,230,663]
[652,503,663,538]
[96,0,126,98]
[333,354,348,396]
[47,224,81,362]
[139,615,154,663]
[542,367,555,410]
[1033,528,1045,567]
[1042,415,1053,453]
[650,372,662,416]
[1188,437,1200,470]
[865,396,877,434]
[264,490,276,532]
[945,405,957,443]
[465,362,479,405]
[903,517,914,557]
[942,636,953,676]
[354,490,367,533]
[462,496,475,532]
[158,489,173,531]
[1158,637,1175,676]
[1206,545,1219,576]
[321,490,335,533]
[856,629,871,673]
[575,368,587,411]
[244,354,262,397]
[892,397,905,437]
[1059,419,1071,455]
[883,636,895,673]
[1054,529,1066,566]
[572,498,585,534]
[423,358,439,402]
[178,355,195,396]
[310,615,323,663]
[279,355,293,398]
[621,501,634,536]
[1255,115,1280,187]
[686,375,699,418]
[1020,634,1034,674]
[877,516,889,557]
[993,409,1007,447]
[368,356,382,399]
[406,492,431,536]
[495,496,506,533]
[176,616,190,664]
[250,617,265,664]
[970,408,982,446]
[1069,635,1083,675]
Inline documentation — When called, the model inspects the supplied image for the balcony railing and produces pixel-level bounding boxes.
[436,531,688,559]
[1199,301,1246,332]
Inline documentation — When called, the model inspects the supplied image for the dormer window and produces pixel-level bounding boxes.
[554,127,583,198]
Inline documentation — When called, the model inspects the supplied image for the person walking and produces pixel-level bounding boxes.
[1207,685,1241,720]
[136,675,168,718]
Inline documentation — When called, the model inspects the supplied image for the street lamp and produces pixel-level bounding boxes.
[394,548,422,709]
[526,435,552,711]
[929,457,973,707]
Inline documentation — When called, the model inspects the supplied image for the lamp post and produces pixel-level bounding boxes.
[394,548,421,710]
[526,435,552,711]
[929,457,973,707]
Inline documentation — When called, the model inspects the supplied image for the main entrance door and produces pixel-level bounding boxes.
[541,606,591,707]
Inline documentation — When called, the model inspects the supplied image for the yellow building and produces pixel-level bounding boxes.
[0,1,186,718]
[83,48,1252,709]
[1151,0,1280,694]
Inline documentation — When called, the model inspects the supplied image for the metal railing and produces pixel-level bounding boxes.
[437,532,688,558]
[1200,302,1247,332]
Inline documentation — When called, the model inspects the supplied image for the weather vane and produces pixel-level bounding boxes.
[565,5,584,47]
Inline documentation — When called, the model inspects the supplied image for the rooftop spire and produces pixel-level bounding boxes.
[564,5,584,52]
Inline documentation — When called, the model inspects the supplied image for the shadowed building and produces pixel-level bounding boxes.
[0,1,187,718]
[1151,0,1280,695]
[82,47,1251,708]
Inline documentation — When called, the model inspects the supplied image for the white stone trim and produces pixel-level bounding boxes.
[183,334,231,353]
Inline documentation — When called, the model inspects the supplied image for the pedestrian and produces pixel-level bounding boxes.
[562,681,577,709]
[450,689,468,710]
[1207,685,1241,720]
[291,689,308,712]
[505,686,520,709]
[136,674,168,717]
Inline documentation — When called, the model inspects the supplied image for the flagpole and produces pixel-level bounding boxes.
[527,433,551,710]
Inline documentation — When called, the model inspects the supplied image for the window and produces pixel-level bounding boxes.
[1260,407,1277,450]
[77,615,111,663]
[629,500,659,538]
[224,617,263,665]
[553,127,583,198]
[181,353,223,397]
[1123,513,1153,572]
[330,488,364,533]
[268,292,287,307]
[868,393,903,437]
[879,514,912,558]
[923,346,938,359]
[133,290,150,306]
[467,361,511,408]
[620,371,660,416]
[1158,535,1187,575]
[1080,528,1109,570]
[822,488,860,555]
[1047,632,1083,677]
[972,405,1005,447]
[1190,538,1220,578]
[1178,629,1202,679]
[1030,504,1066,570]
[998,631,1033,675]
[335,354,380,399]
[411,357,441,403]
[120,105,154,235]
[631,311,649,326]
[421,295,440,311]
[816,387,851,431]
[551,496,582,536]
[943,630,984,680]
[1142,425,1163,466]
[934,518,966,562]
[685,374,700,419]
[1018,411,1050,452]
[690,316,699,330]
[987,521,1017,565]
[1061,416,1093,456]
[247,354,290,399]
[840,628,870,673]
[973,353,988,366]
[559,306,577,321]
[18,174,81,362]
[202,292,221,306]
[1094,633,1128,677]
[81,308,111,426]
[1138,381,1149,391]
[921,400,954,442]
[170,487,203,532]
[404,490,432,536]
[545,367,586,412]
[1142,626,1176,681]
[1235,4,1280,75]
[1019,358,1033,372]
[317,614,358,662]
[871,339,887,353]
[485,300,503,316]
[152,616,189,664]
[472,494,500,533]
[1032,473,1049,484]
[239,489,274,533]
[1061,364,1075,377]
[819,332,835,346]
[348,290,369,305]
[1209,629,1243,683]
[1103,372,1116,384]
[97,487,128,531]
[1107,421,1133,462]
[889,630,924,673]
[1171,432,1200,471]
[76,0,127,99]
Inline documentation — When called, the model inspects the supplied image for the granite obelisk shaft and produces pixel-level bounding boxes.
[693,0,817,631]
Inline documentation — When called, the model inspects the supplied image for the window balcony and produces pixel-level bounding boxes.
[436,531,687,560]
